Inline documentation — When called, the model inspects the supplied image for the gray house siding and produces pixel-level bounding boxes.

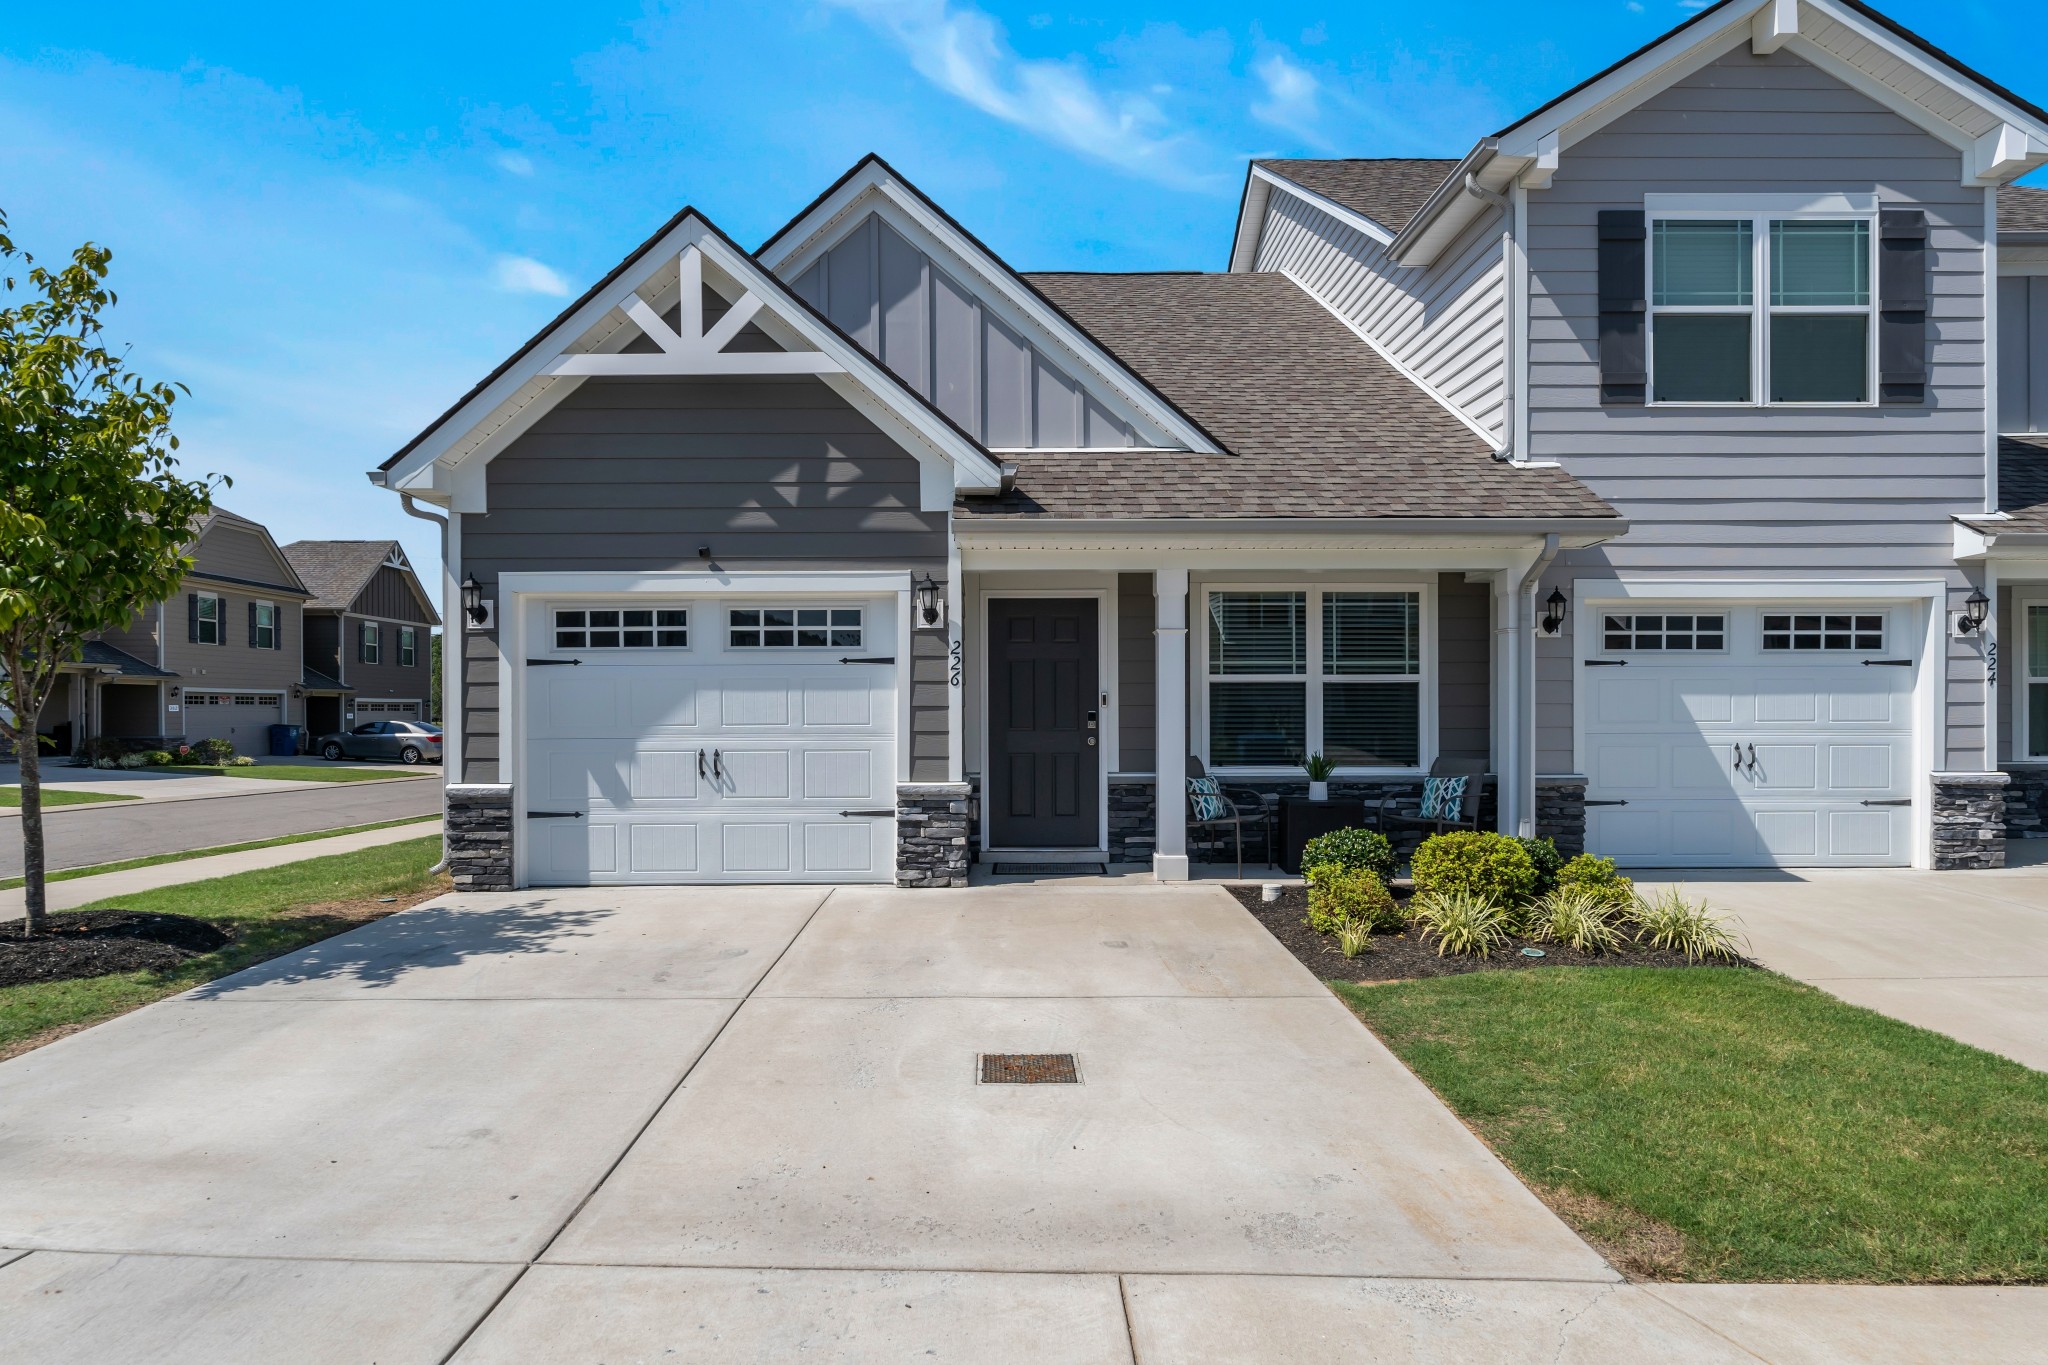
[162,576,305,724]
[353,565,436,624]
[193,521,299,589]
[342,616,433,710]
[457,374,949,782]
[98,607,162,669]
[1524,47,1991,772]
[1437,573,1491,763]
[785,213,1137,450]
[1997,272,2048,433]
[1255,190,1507,441]
[1117,573,1156,773]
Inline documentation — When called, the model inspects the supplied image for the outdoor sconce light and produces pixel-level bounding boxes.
[913,573,946,629]
[1958,587,1990,635]
[461,573,493,630]
[1541,587,1568,636]
[698,545,712,561]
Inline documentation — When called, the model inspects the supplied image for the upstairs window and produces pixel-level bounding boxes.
[1651,214,1872,405]
[252,601,276,650]
[193,592,221,645]
[361,622,380,665]
[399,626,417,667]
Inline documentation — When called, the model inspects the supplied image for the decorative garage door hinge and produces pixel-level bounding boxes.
[526,810,583,819]
[527,658,580,666]
[839,808,896,817]
[840,656,894,664]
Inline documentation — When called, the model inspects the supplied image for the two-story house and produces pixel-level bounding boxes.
[281,541,442,738]
[375,0,2048,890]
[38,508,315,757]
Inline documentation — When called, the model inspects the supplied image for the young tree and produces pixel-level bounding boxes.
[0,210,220,934]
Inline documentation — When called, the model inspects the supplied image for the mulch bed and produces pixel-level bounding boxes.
[1227,884,1749,983]
[0,911,231,988]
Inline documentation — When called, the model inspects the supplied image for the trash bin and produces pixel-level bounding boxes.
[268,724,304,757]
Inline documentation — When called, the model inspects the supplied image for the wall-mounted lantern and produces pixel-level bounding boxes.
[1541,587,1568,636]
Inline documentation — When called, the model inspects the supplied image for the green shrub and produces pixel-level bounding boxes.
[1298,827,1395,886]
[1410,831,1539,906]
[1304,862,1402,935]
[1627,886,1746,962]
[1557,852,1635,906]
[1515,836,1565,897]
[1336,922,1372,959]
[1409,890,1512,959]
[116,751,151,770]
[71,736,127,767]
[1530,886,1626,954]
[142,750,173,766]
[174,737,235,765]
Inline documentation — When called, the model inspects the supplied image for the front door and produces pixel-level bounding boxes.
[988,598,1100,848]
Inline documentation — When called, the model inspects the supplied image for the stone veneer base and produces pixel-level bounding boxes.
[897,783,971,888]
[1535,777,1588,859]
[1931,773,2007,870]
[445,783,513,891]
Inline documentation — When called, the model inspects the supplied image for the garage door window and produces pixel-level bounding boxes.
[555,608,688,650]
[1603,614,1725,651]
[1762,613,1883,652]
[728,607,862,649]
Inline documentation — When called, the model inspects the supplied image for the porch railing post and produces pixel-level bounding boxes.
[1154,567,1190,881]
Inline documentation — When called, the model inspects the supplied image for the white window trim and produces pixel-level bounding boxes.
[399,625,418,667]
[362,621,381,666]
[254,600,277,651]
[1646,205,1880,409]
[2019,590,2048,761]
[1194,581,1436,778]
[195,591,222,645]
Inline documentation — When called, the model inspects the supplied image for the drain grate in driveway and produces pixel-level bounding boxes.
[990,863,1106,876]
[979,1053,1080,1084]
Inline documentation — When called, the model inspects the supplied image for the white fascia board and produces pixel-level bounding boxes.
[1252,169,1397,249]
[1388,147,1527,269]
[1499,18,1754,162]
[760,167,1221,454]
[1572,577,1948,603]
[498,569,912,596]
[384,214,1004,498]
[1227,167,1274,273]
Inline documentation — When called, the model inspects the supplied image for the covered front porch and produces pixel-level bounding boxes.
[951,523,1613,880]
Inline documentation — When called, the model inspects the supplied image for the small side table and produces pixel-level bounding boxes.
[1278,797,1368,875]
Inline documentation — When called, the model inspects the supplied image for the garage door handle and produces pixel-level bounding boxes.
[1583,659,1626,667]
[841,656,894,664]
[527,810,583,819]
[698,749,708,779]
[527,658,580,666]
[1584,799,1628,807]
[1862,659,1912,667]
[839,808,896,817]
[1861,798,1912,807]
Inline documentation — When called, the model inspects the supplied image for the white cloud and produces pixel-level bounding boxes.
[492,254,570,296]
[819,0,1214,188]
[494,149,535,176]
[1250,51,1322,142]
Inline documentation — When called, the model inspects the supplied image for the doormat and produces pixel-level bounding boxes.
[990,862,1107,876]
[979,1053,1080,1084]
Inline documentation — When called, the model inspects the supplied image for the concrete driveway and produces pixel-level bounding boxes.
[2,881,2041,1362]
[1637,847,2048,1071]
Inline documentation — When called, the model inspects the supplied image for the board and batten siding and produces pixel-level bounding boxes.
[457,374,949,782]
[1996,270,2048,434]
[350,565,436,624]
[1254,190,1508,443]
[1525,47,1992,772]
[786,213,1137,450]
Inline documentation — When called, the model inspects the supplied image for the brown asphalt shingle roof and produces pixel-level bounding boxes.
[2004,186,2048,235]
[956,272,1615,522]
[282,540,406,614]
[1256,159,1462,232]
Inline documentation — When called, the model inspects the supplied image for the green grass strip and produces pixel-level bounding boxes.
[1,787,140,808]
[2,835,446,1057]
[182,764,423,783]
[0,814,440,891]
[1333,969,2048,1284]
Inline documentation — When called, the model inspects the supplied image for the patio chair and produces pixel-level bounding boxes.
[1375,757,1493,841]
[1185,756,1276,878]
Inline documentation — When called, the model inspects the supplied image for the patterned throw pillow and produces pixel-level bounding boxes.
[1419,775,1468,821]
[1188,776,1227,821]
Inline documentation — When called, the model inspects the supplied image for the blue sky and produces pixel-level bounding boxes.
[1,0,2039,583]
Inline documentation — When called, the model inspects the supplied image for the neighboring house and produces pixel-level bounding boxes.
[376,0,2048,890]
[35,508,314,757]
[281,541,442,738]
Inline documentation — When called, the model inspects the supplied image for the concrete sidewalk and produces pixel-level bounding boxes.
[0,819,441,922]
[1638,848,2048,1071]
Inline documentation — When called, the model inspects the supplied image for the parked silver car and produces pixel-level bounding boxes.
[316,720,443,765]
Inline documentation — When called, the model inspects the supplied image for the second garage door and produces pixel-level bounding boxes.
[181,692,283,753]
[521,596,898,885]
[1582,602,1917,868]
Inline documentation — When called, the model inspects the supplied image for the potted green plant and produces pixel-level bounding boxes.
[1304,751,1335,801]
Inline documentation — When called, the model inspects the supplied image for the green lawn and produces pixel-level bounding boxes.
[200,764,425,782]
[0,786,140,808]
[0,814,440,891]
[1334,969,2048,1284]
[1,835,446,1058]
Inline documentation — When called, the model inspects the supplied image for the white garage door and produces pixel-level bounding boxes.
[182,692,283,752]
[356,700,421,720]
[1582,604,1917,868]
[521,596,898,885]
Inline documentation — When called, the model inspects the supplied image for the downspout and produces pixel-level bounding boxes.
[1516,533,1560,838]
[1465,173,1516,465]
[399,492,452,876]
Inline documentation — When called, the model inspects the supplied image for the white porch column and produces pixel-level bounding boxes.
[1490,568,1519,835]
[1154,567,1190,881]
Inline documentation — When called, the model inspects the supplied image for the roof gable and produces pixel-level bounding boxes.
[756,155,1223,454]
[283,540,441,623]
[376,207,1006,511]
[188,509,310,597]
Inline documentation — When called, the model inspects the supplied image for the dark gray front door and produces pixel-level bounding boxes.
[989,598,1100,848]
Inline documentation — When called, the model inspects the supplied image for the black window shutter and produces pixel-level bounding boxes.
[275,610,284,651]
[1878,208,1927,405]
[1598,210,1647,405]
[188,594,199,643]
[248,602,258,648]
[357,623,366,663]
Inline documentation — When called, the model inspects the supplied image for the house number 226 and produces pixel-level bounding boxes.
[948,638,963,687]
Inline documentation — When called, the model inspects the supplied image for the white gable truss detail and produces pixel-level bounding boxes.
[380,213,1006,512]
[758,160,1223,454]
[1391,0,2048,266]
